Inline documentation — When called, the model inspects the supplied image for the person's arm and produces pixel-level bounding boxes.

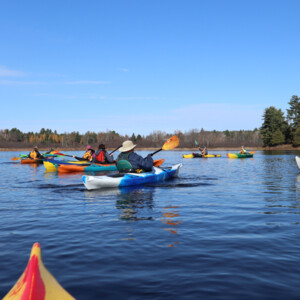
[105,152,114,163]
[131,153,153,171]
[37,151,44,159]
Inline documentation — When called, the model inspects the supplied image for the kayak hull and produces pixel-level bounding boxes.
[57,163,117,173]
[20,158,44,164]
[183,153,221,158]
[295,156,300,169]
[227,153,253,158]
[83,163,182,190]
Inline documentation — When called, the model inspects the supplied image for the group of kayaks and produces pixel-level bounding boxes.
[12,140,255,192]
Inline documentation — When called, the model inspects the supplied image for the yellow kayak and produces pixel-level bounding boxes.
[183,153,221,158]
[43,159,91,172]
[3,242,74,300]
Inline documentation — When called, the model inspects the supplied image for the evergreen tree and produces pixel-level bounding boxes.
[260,106,287,146]
[287,95,300,129]
[292,126,300,146]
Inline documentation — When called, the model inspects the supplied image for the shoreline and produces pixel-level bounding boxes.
[2,145,300,152]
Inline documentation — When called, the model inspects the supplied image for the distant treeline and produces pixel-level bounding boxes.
[0,128,262,149]
[260,95,300,147]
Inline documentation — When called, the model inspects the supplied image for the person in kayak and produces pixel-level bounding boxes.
[92,144,114,164]
[202,146,208,156]
[73,145,95,161]
[240,146,247,154]
[27,146,44,159]
[117,140,153,172]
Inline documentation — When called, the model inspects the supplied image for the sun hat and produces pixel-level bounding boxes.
[34,146,38,149]
[86,145,92,150]
[119,140,136,152]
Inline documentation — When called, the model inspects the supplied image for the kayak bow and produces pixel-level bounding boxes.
[3,242,74,300]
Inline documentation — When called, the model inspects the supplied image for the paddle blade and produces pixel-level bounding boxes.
[11,157,21,161]
[153,159,165,167]
[3,243,74,300]
[162,136,179,150]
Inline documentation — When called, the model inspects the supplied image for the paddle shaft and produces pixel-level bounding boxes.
[109,145,122,155]
[150,148,162,156]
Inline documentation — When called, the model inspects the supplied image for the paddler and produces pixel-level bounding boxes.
[117,140,153,172]
[240,146,247,154]
[92,144,114,164]
[73,145,95,161]
[27,146,44,159]
[202,146,208,156]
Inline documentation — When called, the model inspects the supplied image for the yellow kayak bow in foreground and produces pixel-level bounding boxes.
[4,242,74,300]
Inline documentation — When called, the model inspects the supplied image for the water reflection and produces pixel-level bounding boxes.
[161,205,182,247]
[115,186,154,221]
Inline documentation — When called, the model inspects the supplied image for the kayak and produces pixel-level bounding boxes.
[43,158,91,172]
[20,158,44,164]
[295,156,300,169]
[183,153,221,158]
[83,163,182,190]
[227,153,254,158]
[56,159,164,173]
[57,163,117,173]
[3,242,74,300]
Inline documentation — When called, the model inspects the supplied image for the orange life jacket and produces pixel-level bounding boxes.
[95,150,105,163]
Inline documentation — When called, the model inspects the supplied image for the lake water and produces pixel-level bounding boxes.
[1,150,300,299]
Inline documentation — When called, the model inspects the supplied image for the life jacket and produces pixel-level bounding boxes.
[95,150,105,163]
[117,152,133,172]
[83,151,92,160]
[29,150,38,159]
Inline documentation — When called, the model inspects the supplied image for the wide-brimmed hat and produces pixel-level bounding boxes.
[86,145,92,150]
[34,146,38,149]
[119,140,136,152]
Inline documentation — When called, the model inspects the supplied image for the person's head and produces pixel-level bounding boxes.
[86,145,92,151]
[98,144,105,150]
[33,146,38,151]
[119,140,136,153]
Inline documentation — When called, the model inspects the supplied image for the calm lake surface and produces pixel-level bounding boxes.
[1,150,300,299]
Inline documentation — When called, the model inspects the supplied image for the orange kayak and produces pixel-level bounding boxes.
[20,158,44,164]
[3,242,74,300]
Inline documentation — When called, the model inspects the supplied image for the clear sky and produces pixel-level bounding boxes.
[1,0,299,135]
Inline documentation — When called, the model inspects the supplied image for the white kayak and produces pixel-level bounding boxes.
[82,163,182,190]
[295,156,300,169]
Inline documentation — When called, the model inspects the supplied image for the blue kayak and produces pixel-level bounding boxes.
[82,164,182,190]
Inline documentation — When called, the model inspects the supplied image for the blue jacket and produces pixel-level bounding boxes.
[117,152,153,171]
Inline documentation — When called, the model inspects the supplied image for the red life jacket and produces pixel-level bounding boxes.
[96,150,105,163]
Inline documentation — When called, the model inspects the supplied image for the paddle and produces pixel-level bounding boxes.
[153,159,165,167]
[109,145,122,155]
[150,135,179,156]
[11,154,28,161]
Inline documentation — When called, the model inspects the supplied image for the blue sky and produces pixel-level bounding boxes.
[1,0,299,135]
